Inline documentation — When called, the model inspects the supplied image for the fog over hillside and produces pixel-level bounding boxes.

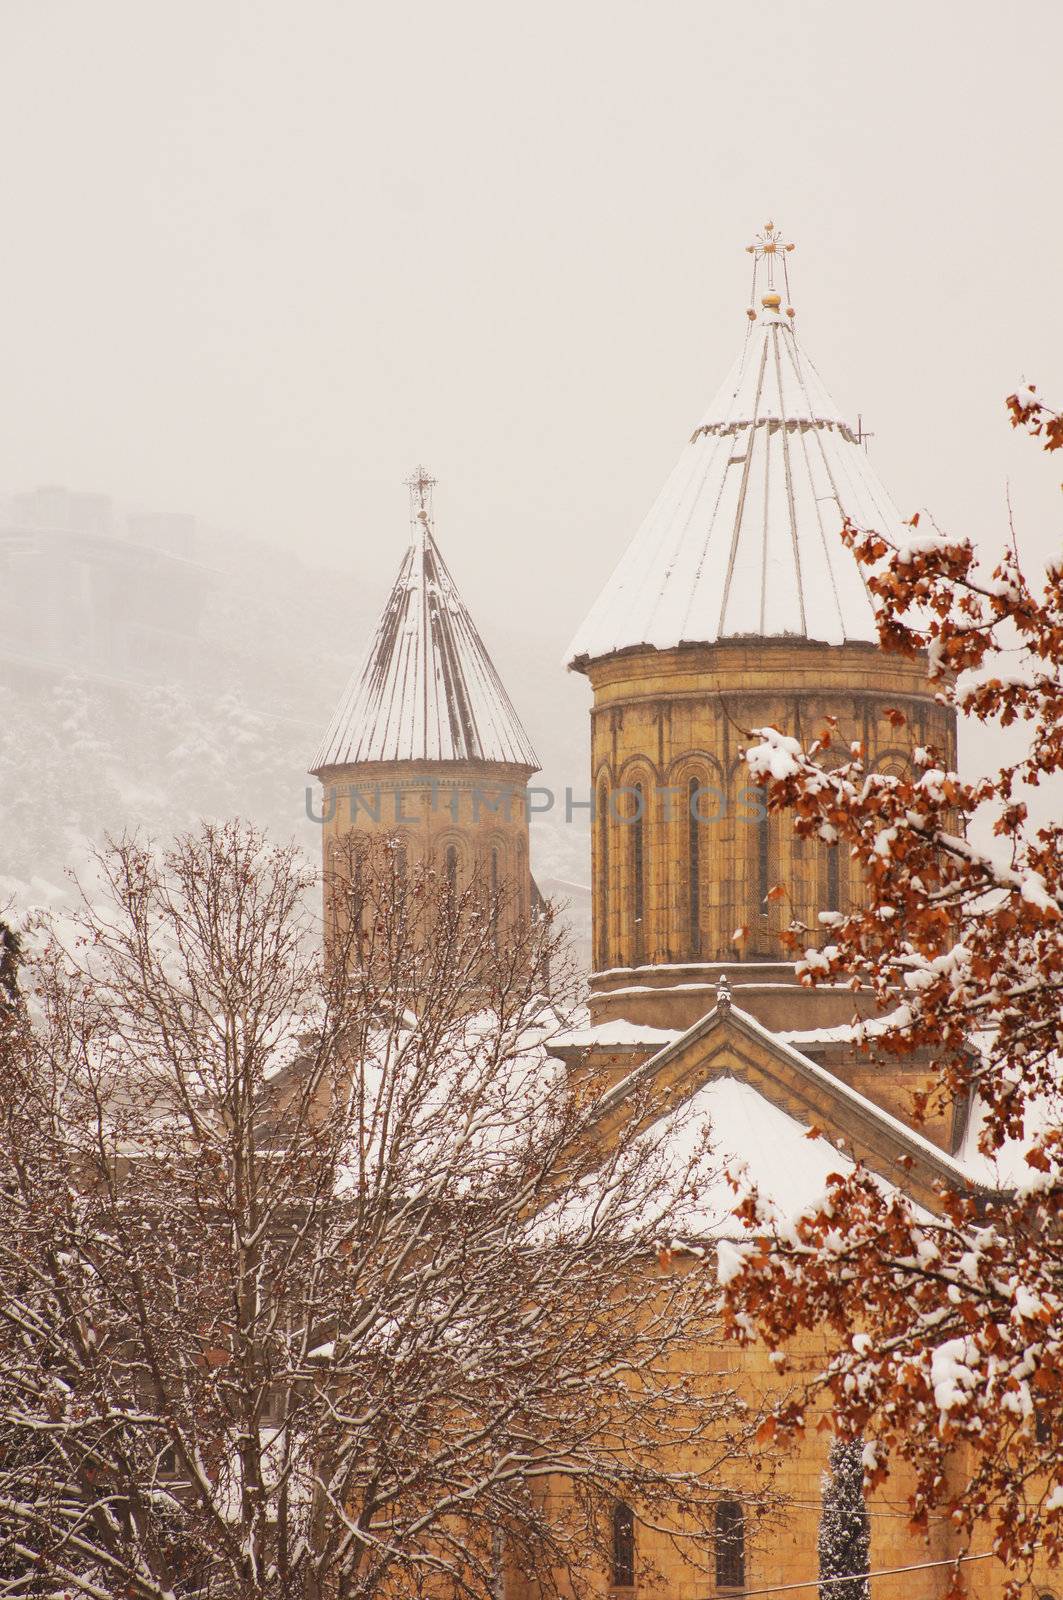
[0,487,593,950]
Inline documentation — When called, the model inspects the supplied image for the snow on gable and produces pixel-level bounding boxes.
[640,1071,857,1238]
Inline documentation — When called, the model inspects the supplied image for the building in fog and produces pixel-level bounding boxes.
[0,486,211,682]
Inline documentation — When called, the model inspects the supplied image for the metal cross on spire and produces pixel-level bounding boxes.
[744,220,796,322]
[404,464,437,541]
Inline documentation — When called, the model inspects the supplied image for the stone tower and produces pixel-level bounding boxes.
[566,228,956,1130]
[311,469,540,947]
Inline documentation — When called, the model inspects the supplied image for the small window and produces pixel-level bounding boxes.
[515,837,527,921]
[826,842,839,914]
[611,1500,635,1587]
[631,784,645,964]
[756,812,770,915]
[597,780,610,968]
[445,844,458,896]
[715,1499,745,1590]
[688,775,701,956]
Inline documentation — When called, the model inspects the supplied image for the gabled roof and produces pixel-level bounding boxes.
[567,293,905,667]
[312,491,539,773]
[570,998,986,1225]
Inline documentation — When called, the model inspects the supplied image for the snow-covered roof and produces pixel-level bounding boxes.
[567,294,905,666]
[577,996,983,1219]
[644,1071,859,1236]
[313,501,539,772]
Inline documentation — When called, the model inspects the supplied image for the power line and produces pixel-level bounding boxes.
[696,1547,994,1599]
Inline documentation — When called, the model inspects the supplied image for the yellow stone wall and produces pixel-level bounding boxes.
[314,757,536,951]
[504,1288,1047,1600]
[580,638,958,1139]
[586,638,955,977]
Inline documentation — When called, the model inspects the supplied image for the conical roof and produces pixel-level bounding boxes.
[313,483,539,772]
[567,284,903,667]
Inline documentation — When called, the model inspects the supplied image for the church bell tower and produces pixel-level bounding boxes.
[566,227,956,1122]
[312,470,540,951]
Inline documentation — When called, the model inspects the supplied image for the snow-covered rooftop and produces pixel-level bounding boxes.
[654,1072,860,1237]
[567,293,905,666]
[313,490,539,772]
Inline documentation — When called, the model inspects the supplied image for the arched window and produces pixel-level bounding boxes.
[756,810,770,917]
[688,775,701,957]
[515,837,527,922]
[597,779,610,970]
[826,842,839,914]
[337,839,366,956]
[631,783,645,965]
[445,844,458,898]
[611,1500,635,1587]
[350,843,365,917]
[747,794,776,956]
[818,828,849,931]
[490,846,499,900]
[715,1499,745,1590]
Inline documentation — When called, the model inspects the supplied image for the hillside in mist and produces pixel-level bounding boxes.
[0,489,591,948]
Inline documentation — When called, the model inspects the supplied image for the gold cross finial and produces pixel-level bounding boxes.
[744,221,797,321]
[404,465,437,537]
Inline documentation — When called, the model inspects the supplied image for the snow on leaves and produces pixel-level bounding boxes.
[725,394,1063,1597]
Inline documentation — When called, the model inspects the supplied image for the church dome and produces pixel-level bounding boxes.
[567,233,902,666]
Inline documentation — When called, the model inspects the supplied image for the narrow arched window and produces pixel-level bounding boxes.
[631,783,645,965]
[445,844,458,897]
[757,810,770,916]
[611,1500,635,1587]
[597,780,610,969]
[688,775,701,957]
[826,842,839,914]
[489,845,500,941]
[715,1500,745,1589]
[350,846,365,923]
[515,837,526,923]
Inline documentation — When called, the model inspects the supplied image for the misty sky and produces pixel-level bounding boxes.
[3,0,1062,787]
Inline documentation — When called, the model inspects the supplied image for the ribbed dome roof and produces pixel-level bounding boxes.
[567,294,902,667]
[313,489,539,773]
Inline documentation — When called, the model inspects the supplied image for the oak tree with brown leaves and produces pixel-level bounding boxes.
[721,389,1063,1596]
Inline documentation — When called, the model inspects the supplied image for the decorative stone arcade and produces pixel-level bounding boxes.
[566,226,956,1126]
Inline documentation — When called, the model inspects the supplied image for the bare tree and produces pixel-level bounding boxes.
[0,824,764,1600]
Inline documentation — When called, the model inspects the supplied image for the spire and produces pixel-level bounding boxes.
[566,225,904,666]
[312,474,539,773]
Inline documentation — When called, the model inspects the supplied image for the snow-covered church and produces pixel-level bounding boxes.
[310,230,1022,1599]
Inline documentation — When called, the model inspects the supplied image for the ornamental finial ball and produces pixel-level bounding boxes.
[762,291,782,310]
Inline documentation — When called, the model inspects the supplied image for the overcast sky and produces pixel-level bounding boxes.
[3,0,1062,783]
